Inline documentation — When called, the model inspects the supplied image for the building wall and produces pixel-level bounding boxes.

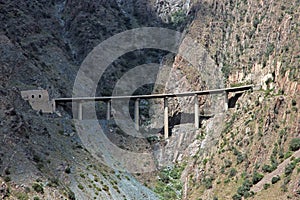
[21,90,53,113]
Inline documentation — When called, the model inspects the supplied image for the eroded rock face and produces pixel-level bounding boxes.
[154,0,191,23]
[0,1,164,199]
[169,0,300,199]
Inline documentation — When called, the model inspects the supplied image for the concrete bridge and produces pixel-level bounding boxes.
[50,85,254,139]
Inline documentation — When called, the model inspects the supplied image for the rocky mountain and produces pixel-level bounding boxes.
[0,0,299,200]
[161,0,300,200]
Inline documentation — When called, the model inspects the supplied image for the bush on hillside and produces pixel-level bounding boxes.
[289,138,300,151]
[252,172,264,184]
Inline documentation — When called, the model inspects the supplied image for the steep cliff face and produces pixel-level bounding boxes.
[0,1,165,199]
[161,0,300,199]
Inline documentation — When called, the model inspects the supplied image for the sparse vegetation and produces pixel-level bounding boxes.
[32,183,44,194]
[171,9,186,27]
[15,192,28,200]
[47,177,59,187]
[154,164,186,199]
[102,185,109,192]
[235,179,253,198]
[284,158,300,176]
[68,189,76,200]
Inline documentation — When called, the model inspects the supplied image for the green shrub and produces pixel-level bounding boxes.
[80,173,85,178]
[284,176,291,184]
[222,64,231,79]
[171,10,186,26]
[102,185,109,192]
[281,184,288,192]
[4,168,10,175]
[16,192,28,200]
[154,164,185,199]
[33,197,40,200]
[289,138,300,151]
[224,178,230,184]
[284,161,297,176]
[65,167,71,174]
[236,153,245,164]
[236,179,252,197]
[220,166,225,174]
[232,193,242,200]
[203,158,208,166]
[284,151,293,159]
[68,190,76,200]
[284,158,300,176]
[262,164,276,173]
[252,172,264,184]
[203,177,213,189]
[32,183,44,194]
[224,159,232,168]
[229,168,237,178]
[33,154,42,163]
[271,176,281,184]
[263,183,270,190]
[4,176,11,182]
[47,178,59,187]
[159,172,170,183]
[265,43,275,57]
[78,184,84,190]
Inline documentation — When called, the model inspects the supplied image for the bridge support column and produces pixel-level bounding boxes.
[78,101,83,120]
[164,97,169,139]
[134,98,139,130]
[194,94,199,129]
[224,91,229,111]
[106,100,111,120]
[52,99,56,112]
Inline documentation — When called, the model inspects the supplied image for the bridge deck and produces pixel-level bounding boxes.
[52,84,255,139]
[54,85,254,102]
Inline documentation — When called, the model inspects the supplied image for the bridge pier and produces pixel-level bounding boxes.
[78,101,83,120]
[106,100,111,120]
[48,85,254,135]
[164,97,169,139]
[134,98,139,130]
[194,94,199,129]
[224,91,229,111]
[52,99,56,112]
